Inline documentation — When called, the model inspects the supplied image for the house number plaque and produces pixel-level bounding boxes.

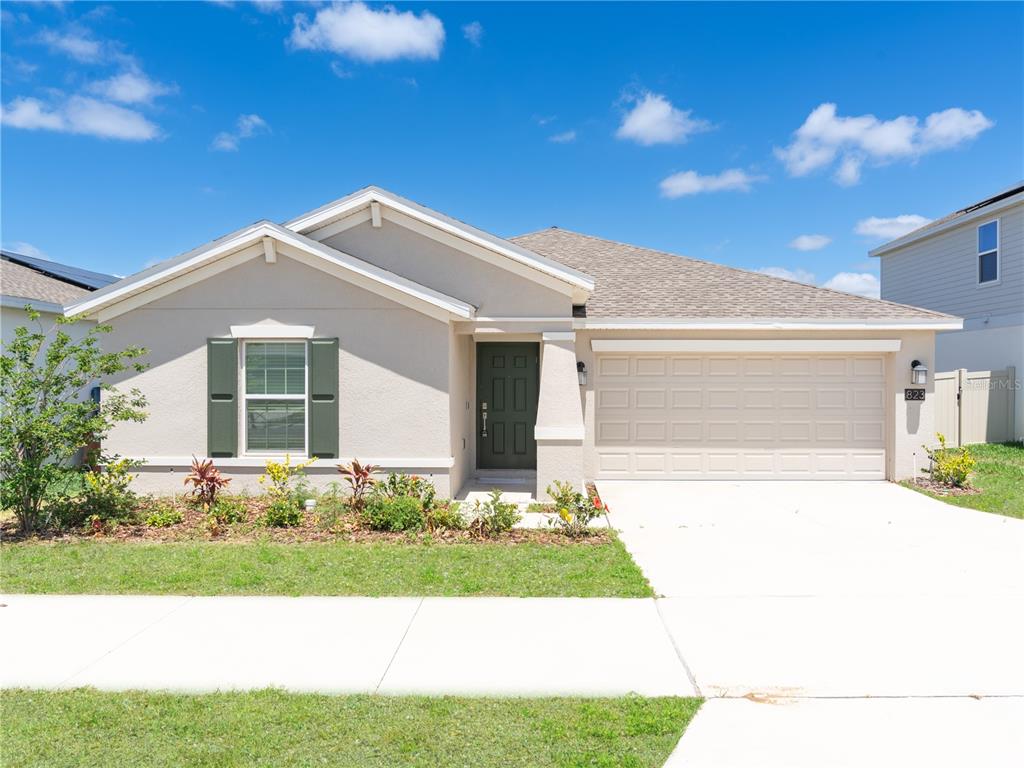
[904,388,925,401]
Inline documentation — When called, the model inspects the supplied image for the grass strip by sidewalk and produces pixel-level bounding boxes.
[0,537,653,597]
[2,689,701,768]
[905,442,1023,519]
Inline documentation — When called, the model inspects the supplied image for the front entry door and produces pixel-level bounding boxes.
[476,342,539,470]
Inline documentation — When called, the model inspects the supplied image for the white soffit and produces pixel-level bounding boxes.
[230,324,314,339]
[590,339,903,353]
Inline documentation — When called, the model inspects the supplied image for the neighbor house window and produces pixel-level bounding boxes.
[243,341,306,453]
[978,220,998,284]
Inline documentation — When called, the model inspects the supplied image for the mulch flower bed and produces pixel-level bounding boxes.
[1,494,610,546]
[908,478,981,497]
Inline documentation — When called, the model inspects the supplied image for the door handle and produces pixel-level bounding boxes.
[481,401,488,437]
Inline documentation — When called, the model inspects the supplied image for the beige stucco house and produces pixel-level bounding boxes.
[64,187,961,499]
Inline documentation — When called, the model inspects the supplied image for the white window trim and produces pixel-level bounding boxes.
[977,218,1000,287]
[240,339,309,458]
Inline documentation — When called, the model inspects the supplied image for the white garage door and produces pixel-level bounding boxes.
[594,354,886,479]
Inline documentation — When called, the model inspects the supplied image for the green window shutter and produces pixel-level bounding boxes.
[207,339,238,457]
[308,338,339,458]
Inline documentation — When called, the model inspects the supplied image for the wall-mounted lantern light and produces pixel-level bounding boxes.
[577,361,588,386]
[910,359,928,386]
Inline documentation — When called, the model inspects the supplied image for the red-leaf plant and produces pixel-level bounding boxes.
[338,459,380,512]
[184,456,231,510]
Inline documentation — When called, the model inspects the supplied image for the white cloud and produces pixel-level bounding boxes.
[756,267,816,285]
[86,69,176,105]
[211,113,269,151]
[0,95,160,140]
[659,168,765,198]
[776,103,994,185]
[755,266,881,299]
[548,130,576,144]
[290,2,445,63]
[854,214,930,240]
[822,272,880,298]
[3,241,49,260]
[38,28,104,62]
[330,61,354,78]
[616,91,712,146]
[788,234,831,251]
[462,21,483,47]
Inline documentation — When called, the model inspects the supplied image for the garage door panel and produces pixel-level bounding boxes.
[594,353,885,480]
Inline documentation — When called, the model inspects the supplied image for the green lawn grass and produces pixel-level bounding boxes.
[907,441,1024,519]
[1,689,701,768]
[0,537,653,597]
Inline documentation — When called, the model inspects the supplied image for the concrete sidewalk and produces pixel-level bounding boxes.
[0,594,695,696]
[4,593,1023,767]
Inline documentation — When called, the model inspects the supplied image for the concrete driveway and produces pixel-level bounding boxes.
[599,480,1024,766]
[598,480,1024,599]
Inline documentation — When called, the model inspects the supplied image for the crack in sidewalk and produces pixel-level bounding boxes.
[654,597,702,697]
[58,595,195,687]
[375,597,424,693]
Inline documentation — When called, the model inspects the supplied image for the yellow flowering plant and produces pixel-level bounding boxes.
[258,454,315,500]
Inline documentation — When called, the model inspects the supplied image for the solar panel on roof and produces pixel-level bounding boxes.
[0,250,118,290]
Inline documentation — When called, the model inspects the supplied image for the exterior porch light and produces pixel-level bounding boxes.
[577,361,588,386]
[910,359,928,386]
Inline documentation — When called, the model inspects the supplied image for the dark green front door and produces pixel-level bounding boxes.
[476,342,539,470]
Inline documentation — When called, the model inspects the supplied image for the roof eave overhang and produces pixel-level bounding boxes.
[285,186,595,297]
[869,191,1024,257]
[64,221,476,323]
[573,317,964,331]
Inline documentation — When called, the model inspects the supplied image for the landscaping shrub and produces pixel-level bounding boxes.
[338,459,380,513]
[258,456,314,501]
[79,459,139,525]
[210,496,247,525]
[546,480,606,538]
[925,433,976,488]
[184,457,230,510]
[425,501,467,532]
[363,494,424,532]
[145,503,183,528]
[467,490,521,537]
[374,473,437,510]
[0,309,147,533]
[261,499,303,528]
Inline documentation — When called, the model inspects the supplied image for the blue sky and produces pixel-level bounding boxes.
[2,1,1021,297]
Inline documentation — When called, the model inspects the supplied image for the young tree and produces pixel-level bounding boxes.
[0,308,148,532]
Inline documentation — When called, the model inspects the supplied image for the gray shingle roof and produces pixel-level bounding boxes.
[0,258,91,306]
[511,227,953,321]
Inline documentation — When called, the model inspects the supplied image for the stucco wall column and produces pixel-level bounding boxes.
[535,332,585,500]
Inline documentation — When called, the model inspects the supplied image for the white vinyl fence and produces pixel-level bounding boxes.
[934,367,1018,446]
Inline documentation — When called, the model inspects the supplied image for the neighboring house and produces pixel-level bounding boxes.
[63,187,960,498]
[872,183,1023,439]
[1,250,116,346]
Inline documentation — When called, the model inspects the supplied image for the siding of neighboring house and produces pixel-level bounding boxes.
[321,220,573,318]
[880,204,1023,320]
[879,202,1023,440]
[101,253,455,493]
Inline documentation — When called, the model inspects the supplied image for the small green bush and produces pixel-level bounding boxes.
[145,504,183,528]
[210,497,247,525]
[546,480,605,538]
[425,502,467,532]
[78,459,139,525]
[261,499,303,528]
[468,490,521,537]
[374,473,437,509]
[363,494,424,532]
[925,433,976,488]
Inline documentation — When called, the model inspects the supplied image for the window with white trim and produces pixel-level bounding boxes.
[243,341,307,453]
[978,220,998,284]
